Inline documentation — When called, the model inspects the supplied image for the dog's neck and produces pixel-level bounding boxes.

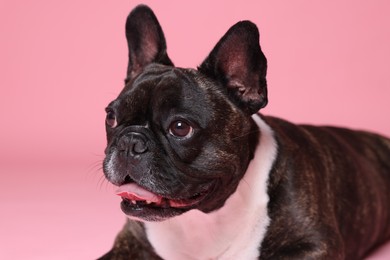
[144,114,277,260]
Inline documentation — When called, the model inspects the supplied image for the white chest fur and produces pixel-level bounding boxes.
[144,115,277,260]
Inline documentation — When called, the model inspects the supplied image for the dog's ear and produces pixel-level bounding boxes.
[199,21,268,114]
[125,5,173,83]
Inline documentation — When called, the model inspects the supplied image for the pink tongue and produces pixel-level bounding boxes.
[116,183,162,204]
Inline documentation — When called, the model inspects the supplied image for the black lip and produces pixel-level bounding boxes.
[120,199,188,221]
[119,188,211,221]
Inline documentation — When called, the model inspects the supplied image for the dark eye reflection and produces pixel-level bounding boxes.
[169,120,193,138]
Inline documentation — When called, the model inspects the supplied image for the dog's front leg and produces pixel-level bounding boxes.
[259,232,346,260]
[98,220,162,260]
[259,242,345,260]
[259,221,346,260]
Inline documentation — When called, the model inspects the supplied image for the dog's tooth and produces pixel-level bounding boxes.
[146,200,152,204]
[131,200,137,204]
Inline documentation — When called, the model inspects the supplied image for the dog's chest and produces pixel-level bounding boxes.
[145,115,277,260]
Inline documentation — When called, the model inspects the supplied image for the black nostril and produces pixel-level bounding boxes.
[118,133,148,156]
[132,138,148,154]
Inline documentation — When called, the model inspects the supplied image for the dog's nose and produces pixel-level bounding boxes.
[118,133,148,156]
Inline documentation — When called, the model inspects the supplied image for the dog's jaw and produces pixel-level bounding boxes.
[144,114,277,259]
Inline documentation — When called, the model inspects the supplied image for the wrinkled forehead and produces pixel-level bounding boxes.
[112,64,219,126]
[126,65,210,110]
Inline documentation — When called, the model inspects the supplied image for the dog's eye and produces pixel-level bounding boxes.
[169,120,193,138]
[106,110,117,128]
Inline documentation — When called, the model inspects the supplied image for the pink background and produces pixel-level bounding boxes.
[1,0,389,259]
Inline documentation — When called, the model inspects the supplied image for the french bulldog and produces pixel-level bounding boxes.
[99,5,390,260]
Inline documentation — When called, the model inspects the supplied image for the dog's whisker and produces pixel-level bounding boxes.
[97,174,112,191]
[87,159,104,174]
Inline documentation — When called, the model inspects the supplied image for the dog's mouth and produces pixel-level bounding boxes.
[117,182,206,208]
[115,182,209,220]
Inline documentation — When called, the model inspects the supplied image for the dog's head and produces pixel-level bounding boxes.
[103,5,268,221]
